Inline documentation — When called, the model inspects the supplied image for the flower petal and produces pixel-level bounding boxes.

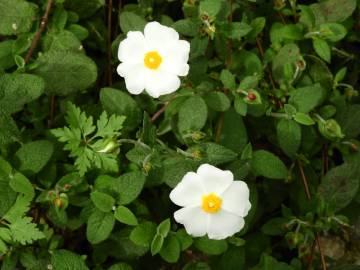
[144,22,179,48]
[174,206,208,237]
[207,210,245,240]
[118,31,146,64]
[145,70,180,98]
[221,181,251,217]
[169,172,205,207]
[118,63,147,95]
[161,40,190,76]
[196,164,233,194]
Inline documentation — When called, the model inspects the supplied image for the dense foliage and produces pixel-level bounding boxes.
[0,0,359,269]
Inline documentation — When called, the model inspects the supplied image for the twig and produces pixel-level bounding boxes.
[307,239,316,270]
[256,37,276,90]
[297,160,327,270]
[24,0,53,64]
[215,113,224,143]
[107,0,113,86]
[48,95,56,128]
[150,101,170,122]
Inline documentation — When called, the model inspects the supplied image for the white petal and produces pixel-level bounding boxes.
[207,210,245,240]
[196,164,233,194]
[161,40,190,76]
[145,70,180,98]
[144,22,179,48]
[169,172,205,207]
[174,207,208,237]
[120,64,147,95]
[118,31,146,64]
[221,181,251,217]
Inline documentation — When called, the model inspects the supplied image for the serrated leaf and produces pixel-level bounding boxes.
[250,150,288,179]
[9,216,45,245]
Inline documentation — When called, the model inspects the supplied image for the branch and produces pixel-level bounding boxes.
[297,160,327,270]
[107,0,113,86]
[24,0,53,64]
[150,101,170,122]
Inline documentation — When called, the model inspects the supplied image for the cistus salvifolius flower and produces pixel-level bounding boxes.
[117,21,190,98]
[170,164,251,240]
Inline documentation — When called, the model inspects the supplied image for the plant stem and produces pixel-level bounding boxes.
[151,101,170,122]
[107,0,113,86]
[24,0,53,64]
[297,160,327,270]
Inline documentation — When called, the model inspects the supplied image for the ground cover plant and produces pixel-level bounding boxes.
[0,0,360,269]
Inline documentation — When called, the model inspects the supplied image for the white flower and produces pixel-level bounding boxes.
[117,21,190,98]
[170,164,251,240]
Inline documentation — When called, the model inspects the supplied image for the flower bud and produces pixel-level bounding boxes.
[318,119,344,141]
[95,137,119,153]
[53,193,69,210]
[243,90,262,105]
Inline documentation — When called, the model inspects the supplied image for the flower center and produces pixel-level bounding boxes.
[202,193,222,213]
[144,51,162,70]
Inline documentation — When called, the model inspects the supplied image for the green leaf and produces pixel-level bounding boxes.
[334,67,347,83]
[234,96,248,116]
[0,109,20,146]
[199,0,222,19]
[220,108,248,152]
[288,84,325,113]
[203,92,230,112]
[43,30,82,52]
[0,74,44,114]
[336,104,360,139]
[86,209,115,244]
[157,219,171,238]
[150,234,164,255]
[313,38,331,63]
[9,172,34,199]
[299,5,315,28]
[90,191,115,212]
[14,140,53,176]
[115,171,146,205]
[172,19,198,37]
[178,96,208,134]
[250,150,288,179]
[0,0,37,35]
[108,263,133,270]
[8,216,45,245]
[0,40,15,69]
[318,163,359,212]
[33,51,97,96]
[119,12,146,33]
[194,237,228,255]
[228,22,253,39]
[162,157,197,188]
[310,0,356,25]
[270,23,303,44]
[130,221,157,248]
[175,229,193,251]
[114,206,138,226]
[190,142,237,165]
[220,69,236,90]
[51,249,89,270]
[256,254,294,270]
[261,217,287,236]
[293,112,315,125]
[276,119,301,158]
[319,23,347,42]
[100,88,142,131]
[159,234,181,263]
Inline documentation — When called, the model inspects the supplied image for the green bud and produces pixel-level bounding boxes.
[142,162,152,174]
[191,131,206,141]
[53,193,69,210]
[318,119,344,141]
[95,137,119,154]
